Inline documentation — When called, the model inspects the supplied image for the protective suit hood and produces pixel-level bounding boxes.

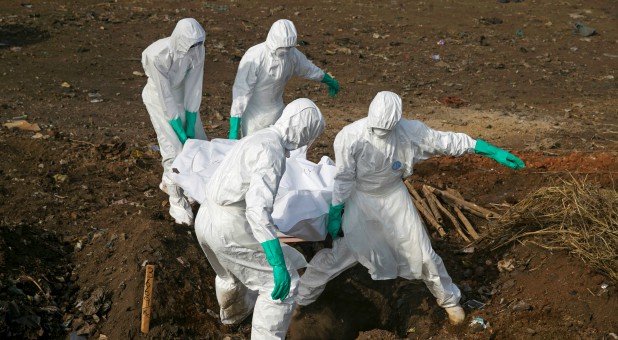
[265,19,297,51]
[367,91,402,132]
[170,18,206,55]
[273,98,325,150]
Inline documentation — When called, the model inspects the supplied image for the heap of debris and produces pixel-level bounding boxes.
[482,177,618,283]
[404,179,498,243]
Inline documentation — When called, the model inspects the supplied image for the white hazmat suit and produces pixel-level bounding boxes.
[195,98,325,339]
[229,19,336,138]
[141,18,207,225]
[296,91,476,322]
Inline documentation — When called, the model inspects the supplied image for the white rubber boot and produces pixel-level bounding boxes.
[445,305,465,325]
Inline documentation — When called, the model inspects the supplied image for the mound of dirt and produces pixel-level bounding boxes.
[0,224,76,339]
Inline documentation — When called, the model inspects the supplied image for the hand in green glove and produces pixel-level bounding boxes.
[185,111,197,139]
[228,116,241,140]
[474,139,525,170]
[169,117,188,144]
[261,238,291,301]
[321,71,340,97]
[327,203,344,240]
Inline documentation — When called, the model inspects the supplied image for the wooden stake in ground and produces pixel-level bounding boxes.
[141,265,156,334]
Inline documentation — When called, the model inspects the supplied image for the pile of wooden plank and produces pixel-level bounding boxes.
[404,179,500,242]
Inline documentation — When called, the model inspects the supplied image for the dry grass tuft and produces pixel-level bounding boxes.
[482,177,618,283]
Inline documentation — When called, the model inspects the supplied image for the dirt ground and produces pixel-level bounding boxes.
[1,0,617,339]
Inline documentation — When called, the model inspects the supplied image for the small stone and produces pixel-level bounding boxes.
[72,317,85,330]
[511,300,532,311]
[497,258,515,272]
[53,174,69,184]
[81,288,106,316]
[76,322,94,336]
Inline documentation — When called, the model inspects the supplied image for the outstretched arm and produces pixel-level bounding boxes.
[406,121,525,169]
[474,139,525,170]
[407,121,476,162]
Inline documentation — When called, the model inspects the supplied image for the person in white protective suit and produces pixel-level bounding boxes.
[194,98,326,339]
[141,18,208,226]
[295,91,525,325]
[227,19,339,139]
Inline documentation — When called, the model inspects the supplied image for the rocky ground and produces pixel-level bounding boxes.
[1,0,617,339]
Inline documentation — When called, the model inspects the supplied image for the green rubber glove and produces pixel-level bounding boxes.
[261,238,291,301]
[327,203,344,240]
[321,71,340,97]
[228,116,241,140]
[474,139,525,170]
[169,117,188,144]
[185,111,197,139]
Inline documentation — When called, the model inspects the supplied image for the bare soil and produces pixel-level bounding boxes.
[1,0,617,339]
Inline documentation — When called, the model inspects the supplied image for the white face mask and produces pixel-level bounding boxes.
[275,47,291,59]
[371,128,391,138]
[185,43,204,67]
